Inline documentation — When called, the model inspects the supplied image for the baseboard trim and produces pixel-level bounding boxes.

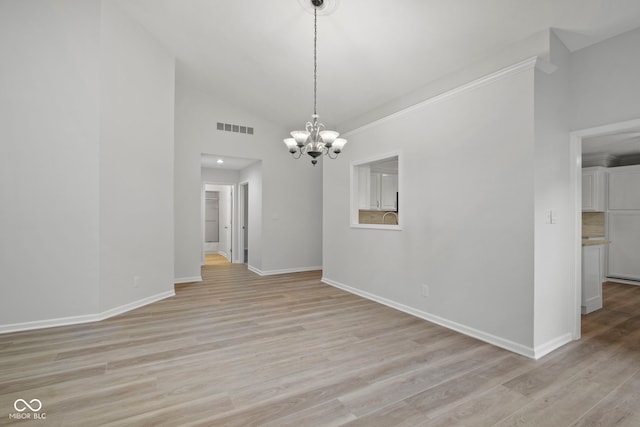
[533,333,573,359]
[606,277,640,286]
[0,290,175,335]
[249,265,322,276]
[174,276,202,284]
[0,313,100,335]
[247,265,261,275]
[321,276,537,359]
[98,290,175,321]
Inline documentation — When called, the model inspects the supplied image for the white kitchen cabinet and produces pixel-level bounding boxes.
[608,165,640,210]
[582,244,604,314]
[607,212,640,281]
[582,167,606,212]
[370,172,381,210]
[380,174,398,210]
[606,165,640,282]
[368,172,397,210]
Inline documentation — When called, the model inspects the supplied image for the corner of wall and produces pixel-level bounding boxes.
[533,25,574,349]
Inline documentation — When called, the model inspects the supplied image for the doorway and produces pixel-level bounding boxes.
[204,190,220,252]
[569,117,640,339]
[202,183,234,263]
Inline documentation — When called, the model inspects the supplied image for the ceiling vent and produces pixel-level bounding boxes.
[217,122,254,135]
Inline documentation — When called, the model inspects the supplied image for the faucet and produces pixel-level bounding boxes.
[382,211,398,224]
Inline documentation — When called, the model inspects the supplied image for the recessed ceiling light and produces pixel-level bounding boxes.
[217,159,224,164]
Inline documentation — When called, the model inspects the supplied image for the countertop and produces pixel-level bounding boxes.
[581,239,611,247]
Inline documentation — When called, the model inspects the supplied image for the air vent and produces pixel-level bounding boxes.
[217,122,254,135]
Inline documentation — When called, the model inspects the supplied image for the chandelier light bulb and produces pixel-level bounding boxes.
[284,138,298,153]
[291,131,310,145]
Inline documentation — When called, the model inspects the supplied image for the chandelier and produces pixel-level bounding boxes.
[284,0,346,166]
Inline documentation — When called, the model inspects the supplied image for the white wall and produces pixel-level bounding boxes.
[0,0,175,332]
[323,62,538,355]
[532,33,574,354]
[323,26,640,357]
[99,1,175,311]
[570,26,640,131]
[0,0,102,327]
[174,81,323,280]
[202,167,241,185]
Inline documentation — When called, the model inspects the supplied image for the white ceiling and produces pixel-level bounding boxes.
[117,0,640,134]
[583,130,640,158]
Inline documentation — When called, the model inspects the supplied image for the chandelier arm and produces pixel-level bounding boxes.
[326,148,338,159]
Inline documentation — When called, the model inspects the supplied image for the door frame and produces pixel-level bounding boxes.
[201,182,235,265]
[569,117,640,340]
[238,181,249,264]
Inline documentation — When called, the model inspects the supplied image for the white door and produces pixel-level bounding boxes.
[219,187,232,261]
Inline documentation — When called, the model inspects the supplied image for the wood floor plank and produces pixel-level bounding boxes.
[340,345,510,417]
[423,385,531,427]
[184,373,370,426]
[345,353,531,424]
[501,340,608,398]
[571,370,640,427]
[1,255,639,426]
[494,376,615,426]
[0,363,106,394]
[262,399,357,427]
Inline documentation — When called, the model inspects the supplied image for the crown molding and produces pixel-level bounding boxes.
[344,56,538,138]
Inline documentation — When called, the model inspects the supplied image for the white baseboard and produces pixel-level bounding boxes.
[0,290,175,335]
[249,265,322,276]
[321,276,539,359]
[0,313,100,335]
[606,277,640,286]
[174,276,202,284]
[98,290,175,321]
[247,265,261,275]
[533,333,573,359]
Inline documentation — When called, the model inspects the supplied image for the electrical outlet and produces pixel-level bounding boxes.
[421,284,429,297]
[545,209,558,224]
[134,276,140,288]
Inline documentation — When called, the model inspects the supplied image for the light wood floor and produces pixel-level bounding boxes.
[1,259,640,426]
[205,253,231,267]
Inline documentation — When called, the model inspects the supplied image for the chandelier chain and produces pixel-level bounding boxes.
[313,7,317,116]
